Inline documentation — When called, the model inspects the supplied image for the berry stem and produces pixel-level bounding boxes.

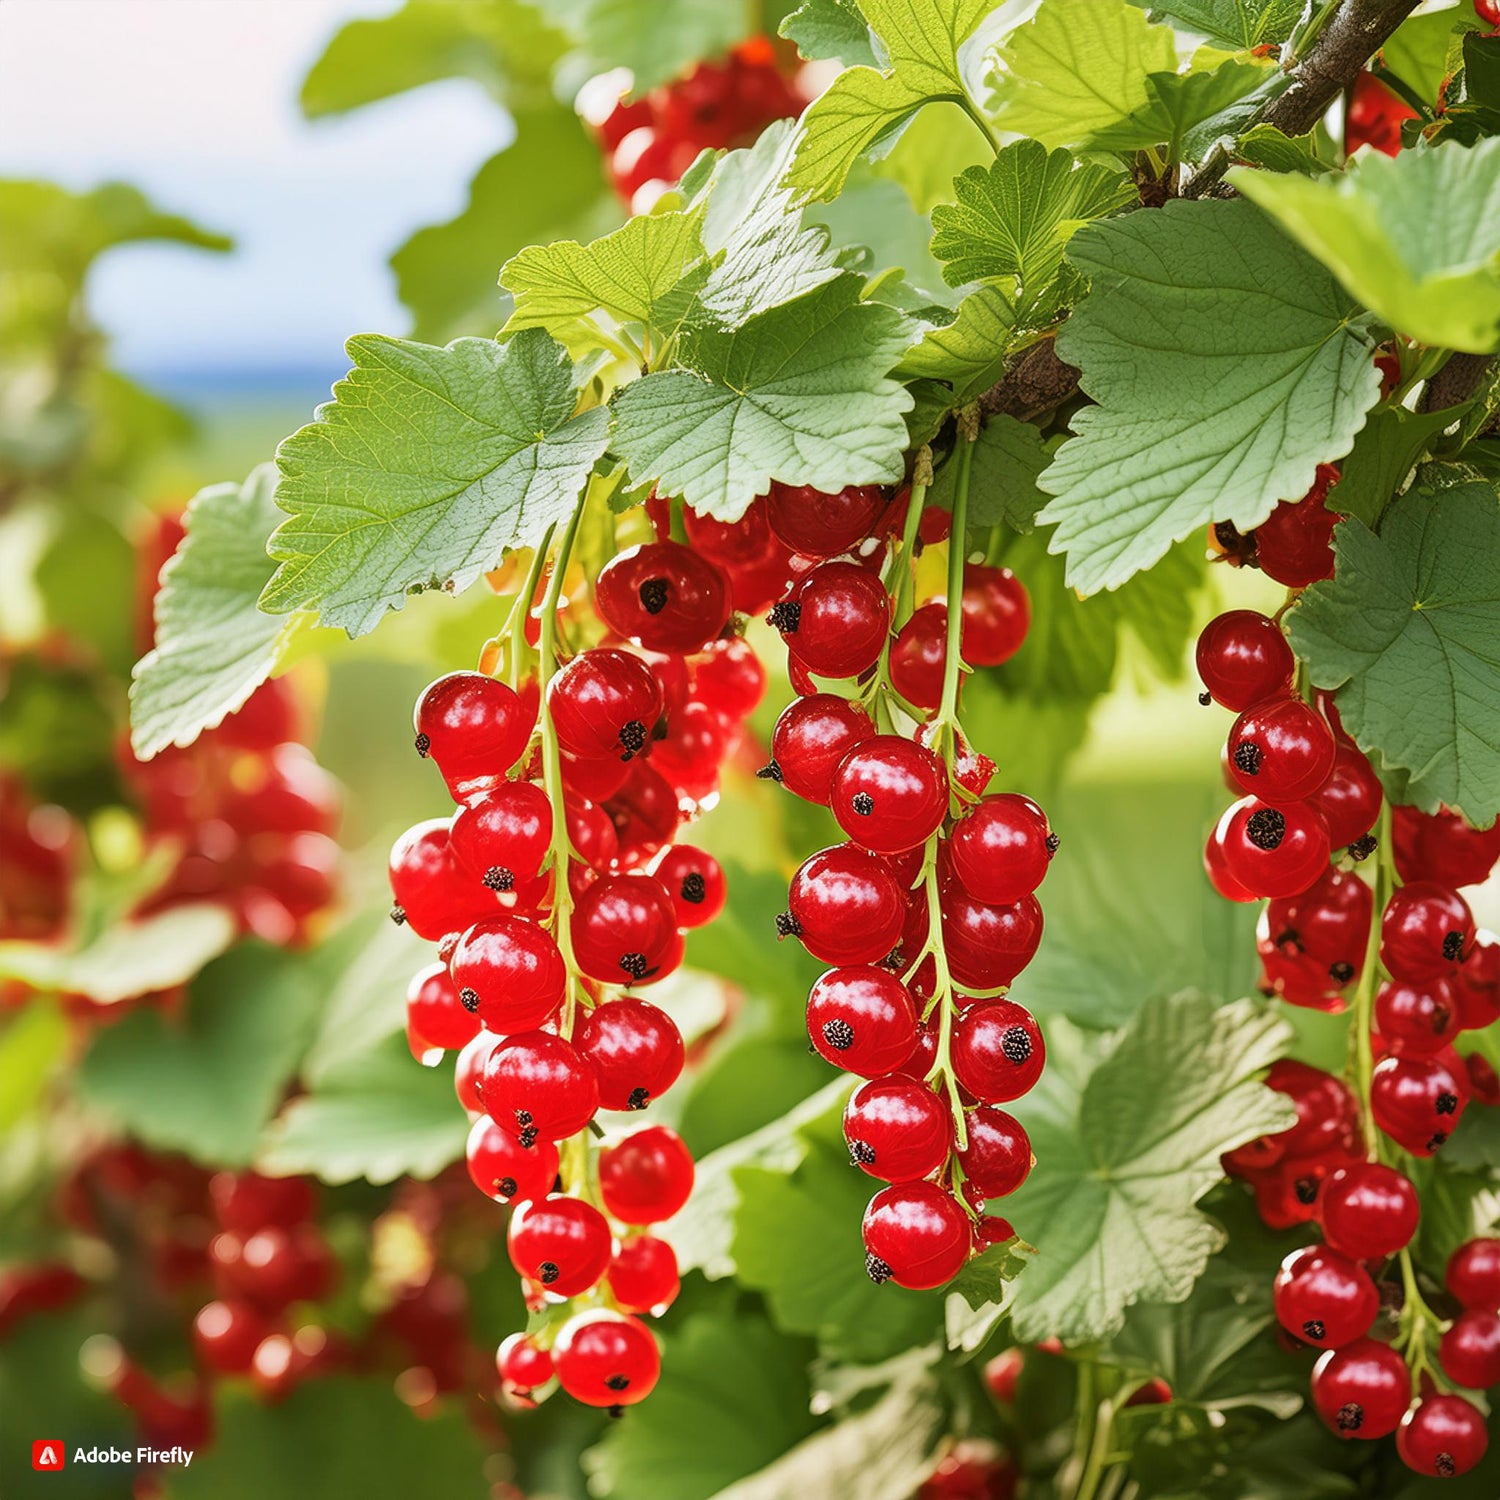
[919,845,969,1155]
[1349,798,1393,1160]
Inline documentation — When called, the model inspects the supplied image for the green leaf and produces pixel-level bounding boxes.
[1004,993,1295,1343]
[262,328,611,637]
[944,1240,1031,1352]
[583,1303,820,1500]
[898,288,1018,406]
[1323,403,1463,527]
[501,209,706,344]
[989,0,1179,150]
[1087,58,1271,160]
[929,142,1135,296]
[258,1032,469,1184]
[75,943,323,1167]
[1128,0,1302,52]
[0,904,236,1007]
[808,168,951,301]
[1228,139,1500,355]
[610,275,912,521]
[1285,480,1500,827]
[549,0,753,92]
[1037,199,1380,594]
[780,0,880,68]
[130,465,302,758]
[787,0,995,201]
[1232,122,1335,176]
[928,412,1051,529]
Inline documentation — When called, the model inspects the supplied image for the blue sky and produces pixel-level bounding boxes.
[0,0,512,385]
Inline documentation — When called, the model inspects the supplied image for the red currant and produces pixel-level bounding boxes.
[1381,882,1474,981]
[1447,1238,1500,1310]
[1455,936,1500,1030]
[1195,610,1295,711]
[1397,1395,1488,1477]
[573,998,684,1111]
[807,966,919,1077]
[1309,739,1382,850]
[1273,1245,1378,1347]
[1227,696,1336,803]
[482,1031,600,1144]
[959,565,1029,667]
[193,1299,270,1375]
[958,1107,1032,1199]
[1440,1308,1500,1390]
[1214,796,1331,899]
[414,672,534,800]
[652,845,726,928]
[862,1182,971,1289]
[948,794,1056,906]
[1393,805,1500,887]
[1318,1162,1418,1258]
[692,636,767,719]
[843,1076,952,1182]
[603,763,681,869]
[1310,1337,1411,1438]
[1370,1053,1467,1155]
[888,603,948,711]
[606,1235,680,1314]
[209,1171,315,1234]
[830,736,949,853]
[599,1125,694,1224]
[1253,469,1339,587]
[771,562,891,680]
[951,1000,1046,1103]
[507,1195,612,1296]
[940,889,1044,991]
[551,1310,660,1407]
[449,916,566,1033]
[650,700,733,801]
[683,497,776,568]
[784,844,906,965]
[466,1116,559,1205]
[1375,977,1460,1054]
[388,818,498,939]
[765,482,888,556]
[766,694,875,804]
[496,1332,553,1396]
[1258,867,1371,1003]
[571,874,679,983]
[548,649,663,764]
[595,541,731,654]
[453,1032,498,1112]
[449,781,552,893]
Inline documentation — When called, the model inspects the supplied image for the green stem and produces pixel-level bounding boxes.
[953,95,1005,158]
[1350,798,1393,1159]
[500,529,555,687]
[1072,1384,1116,1500]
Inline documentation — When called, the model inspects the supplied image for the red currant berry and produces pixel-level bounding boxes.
[807,966,919,1077]
[574,998,684,1112]
[1319,1163,1418,1258]
[1397,1395,1488,1478]
[568,798,619,874]
[1393,805,1500,888]
[449,781,552,893]
[1370,1053,1467,1155]
[1240,1060,1362,1170]
[784,844,906,966]
[653,845,726,927]
[496,1332,553,1396]
[551,1309,660,1407]
[830,735,948,854]
[1309,739,1383,850]
[482,1032,600,1144]
[650,701,732,802]
[683,497,776,568]
[388,818,499,940]
[1455,936,1500,1030]
[1227,696,1337,803]
[1375,977,1460,1055]
[771,562,891,680]
[765,482,888,556]
[413,672,534,799]
[606,1235,680,1314]
[948,794,1056,906]
[561,745,632,803]
[951,1000,1045,1103]
[959,564,1029,666]
[603,762,681,869]
[1195,610,1295,711]
[1215,796,1331,899]
[507,1195,612,1296]
[843,1076,952,1181]
[1253,469,1339,587]
[1447,1238,1500,1310]
[1310,1337,1411,1438]
[1440,1308,1500,1390]
[1258,867,1372,1004]
[1273,1245,1379,1347]
[599,1125,694,1224]
[888,603,949,712]
[958,1107,1032,1200]
[984,1349,1023,1404]
[1381,882,1475,980]
[193,1299,270,1375]
[862,1182,971,1289]
[465,1116,559,1205]
[1478,0,1500,26]
[595,541,731,655]
[765,694,875,804]
[571,874,678,983]
[940,889,1044,991]
[449,916,566,1033]
[453,1032,498,1112]
[692,636,767,720]
[918,721,996,799]
[1204,824,1255,902]
[548,649,663,764]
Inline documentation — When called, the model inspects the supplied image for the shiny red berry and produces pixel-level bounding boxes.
[1318,1163,1418,1259]
[958,1107,1032,1199]
[1370,1053,1467,1155]
[606,1235,680,1314]
[771,562,891,680]
[940,889,1044,991]
[453,1032,498,1112]
[1254,471,1339,587]
[1397,1395,1488,1478]
[193,1299,270,1375]
[449,916,566,1033]
[1375,977,1460,1055]
[595,541,731,654]
[1195,610,1295,711]
[1273,1245,1378,1347]
[862,1182,971,1289]
[1309,739,1383,850]
[888,603,949,712]
[951,1000,1045,1104]
[843,1076,952,1182]
[1310,1337,1411,1438]
[551,1310,660,1407]
[571,874,678,984]
[806,966,918,1077]
[948,794,1056,906]
[1440,1309,1500,1390]
[1227,696,1337,803]
[209,1171,316,1234]
[548,649,663,764]
[1447,1238,1500,1310]
[449,781,552,892]
[692,636,767,719]
[1393,806,1500,888]
[507,1195,612,1296]
[405,962,480,1052]
[959,564,1029,666]
[496,1332,553,1395]
[784,844,906,965]
[465,1116,559,1205]
[573,998,683,1111]
[830,735,949,853]
[1215,796,1331,899]
[765,482,888,556]
[766,694,875,804]
[388,818,498,940]
[1381,882,1475,981]
[414,672,534,799]
[653,845,726,927]
[482,1032,600,1143]
[599,1125,694,1224]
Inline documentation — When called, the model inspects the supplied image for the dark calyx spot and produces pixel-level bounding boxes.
[775,912,802,939]
[414,732,431,758]
[638,578,670,615]
[483,866,515,892]
[1294,1176,1318,1206]
[768,601,801,634]
[849,1139,876,1167]
[756,760,784,783]
[1275,927,1304,955]
[1427,1131,1449,1152]
[497,1176,518,1198]
[880,946,905,972]
[459,987,481,1013]
[1436,1092,1459,1116]
[608,1405,624,1420]
[1329,961,1355,984]
[1245,808,1285,851]
[822,1018,855,1052]
[865,1253,893,1284]
[1432,1002,1452,1033]
[1347,834,1377,861]
[1045,833,1060,858]
[1302,1319,1326,1341]
[617,719,648,759]
[1336,1402,1363,1433]
[1232,741,1263,777]
[515,1110,534,1126]
[850,791,875,817]
[1436,1453,1457,1478]
[1000,1026,1033,1065]
[1198,691,1212,707]
[605,1374,631,1392]
[680,872,706,904]
[518,1125,538,1149]
[619,952,651,981]
[538,1261,560,1286]
[1443,931,1466,961]
[390,905,408,926]
[627,1086,650,1110]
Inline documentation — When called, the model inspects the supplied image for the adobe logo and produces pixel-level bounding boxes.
[32,1440,66,1471]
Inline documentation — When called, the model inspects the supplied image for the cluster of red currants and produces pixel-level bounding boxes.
[578,36,806,212]
[392,520,765,1412]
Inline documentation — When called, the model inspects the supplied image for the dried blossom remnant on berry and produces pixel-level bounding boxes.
[822,1018,855,1051]
[1233,742,1263,776]
[484,866,516,892]
[1246,808,1286,850]
[679,872,706,903]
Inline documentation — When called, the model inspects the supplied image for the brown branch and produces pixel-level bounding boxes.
[1419,353,1494,414]
[976,338,1080,423]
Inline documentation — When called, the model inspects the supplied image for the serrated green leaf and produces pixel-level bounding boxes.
[130,465,302,758]
[1037,199,1380,594]
[1228,140,1500,354]
[259,1032,468,1183]
[548,0,752,92]
[930,142,1135,297]
[787,0,995,201]
[780,0,880,68]
[990,0,1179,150]
[944,1240,1030,1352]
[898,288,1018,406]
[1324,403,1464,527]
[1128,0,1302,51]
[1004,993,1295,1342]
[1088,58,1270,159]
[611,275,912,520]
[1285,480,1500,827]
[262,328,611,637]
[1382,4,1472,104]
[926,412,1050,528]
[75,943,322,1167]
[1232,122,1336,176]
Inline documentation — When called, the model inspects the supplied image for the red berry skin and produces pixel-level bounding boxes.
[607,1235,680,1314]
[862,1182,971,1289]
[449,781,553,892]
[405,963,480,1052]
[388,819,499,940]
[941,890,1043,991]
[507,1196,612,1297]
[843,1077,953,1182]
[1254,474,1338,588]
[1393,806,1500,887]
[1216,796,1331,899]
[1380,882,1475,981]
[807,967,918,1077]
[209,1172,316,1234]
[1478,0,1500,26]
[1310,739,1383,849]
[496,1333,553,1395]
[984,1349,1024,1405]
[951,1000,1045,1104]
[773,562,892,680]
[766,482,889,556]
[653,845,726,928]
[1440,1309,1500,1390]
[888,602,949,712]
[1227,696,1337,804]
[959,564,1029,666]
[573,998,684,1112]
[1310,1337,1411,1439]
[958,1107,1032,1199]
[193,1299,271,1375]
[548,649,663,764]
[449,916,566,1034]
[1375,977,1461,1055]
[830,736,949,854]
[599,1126,694,1225]
[1318,1163,1419,1259]
[692,636,767,720]
[948,794,1055,906]
[454,1032,498,1113]
[683,497,776,569]
[1397,1395,1489,1478]
[482,1032,600,1143]
[786,844,906,966]
[414,672,534,800]
[595,540,731,654]
[769,694,875,804]
[603,762,681,870]
[1447,1238,1500,1311]
[1370,1054,1467,1156]
[551,1310,660,1407]
[1257,866,1372,1006]
[1195,610,1295,711]
[465,1116,559,1205]
[1273,1245,1379,1347]
[571,874,679,984]
[1204,826,1256,902]
[1348,71,1418,155]
[1455,936,1500,1031]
